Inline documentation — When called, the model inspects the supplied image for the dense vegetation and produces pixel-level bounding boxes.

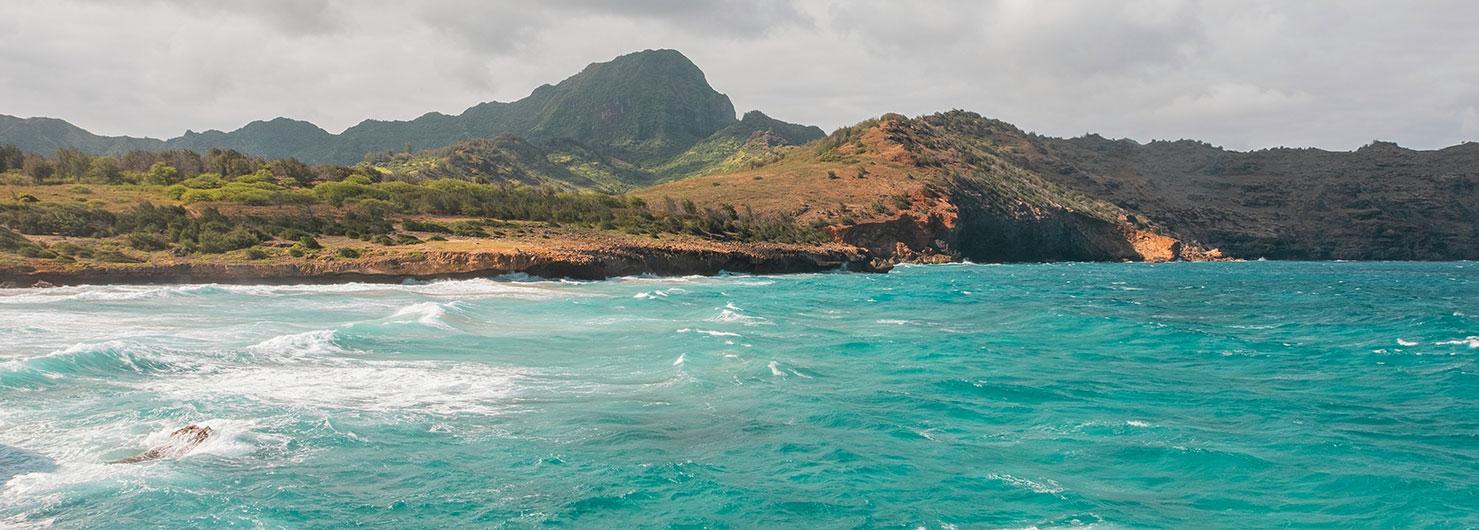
[0,143,828,264]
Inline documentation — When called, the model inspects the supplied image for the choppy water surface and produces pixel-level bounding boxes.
[1,262,1476,528]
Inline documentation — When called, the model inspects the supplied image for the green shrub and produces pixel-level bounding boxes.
[244,248,269,260]
[179,173,223,189]
[126,232,170,251]
[194,226,261,254]
[49,241,84,255]
[336,247,361,258]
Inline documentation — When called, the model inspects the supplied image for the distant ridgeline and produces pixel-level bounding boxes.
[2,49,1478,263]
[0,49,825,191]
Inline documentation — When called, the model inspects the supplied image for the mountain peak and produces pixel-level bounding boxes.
[605,48,695,67]
[508,48,737,164]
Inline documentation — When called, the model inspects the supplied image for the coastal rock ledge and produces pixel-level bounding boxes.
[0,241,882,287]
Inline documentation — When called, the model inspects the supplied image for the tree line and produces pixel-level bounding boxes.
[0,144,827,262]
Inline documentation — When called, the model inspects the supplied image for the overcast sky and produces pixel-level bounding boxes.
[2,0,1476,151]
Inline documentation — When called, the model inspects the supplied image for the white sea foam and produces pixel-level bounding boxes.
[2,340,218,378]
[677,328,741,337]
[768,361,786,376]
[0,416,275,506]
[1435,336,1479,348]
[136,359,529,416]
[986,473,1066,496]
[1126,420,1151,428]
[0,278,570,306]
[634,287,689,299]
[405,278,571,299]
[246,330,351,361]
[1397,338,1419,346]
[709,309,771,326]
[673,353,687,366]
[0,284,234,304]
[388,302,453,330]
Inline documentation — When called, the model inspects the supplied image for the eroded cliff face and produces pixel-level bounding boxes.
[820,117,1222,265]
[827,184,1219,265]
[826,188,959,265]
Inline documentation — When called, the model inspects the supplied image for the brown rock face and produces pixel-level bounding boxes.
[830,192,1219,264]
[828,201,960,265]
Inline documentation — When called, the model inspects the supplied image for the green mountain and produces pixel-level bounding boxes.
[0,115,163,155]
[170,117,337,162]
[0,49,817,185]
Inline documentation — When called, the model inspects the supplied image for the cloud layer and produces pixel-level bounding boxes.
[2,0,1474,150]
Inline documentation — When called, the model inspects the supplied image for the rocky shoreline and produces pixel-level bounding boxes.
[0,241,885,287]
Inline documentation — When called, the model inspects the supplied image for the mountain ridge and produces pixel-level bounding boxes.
[0,49,815,172]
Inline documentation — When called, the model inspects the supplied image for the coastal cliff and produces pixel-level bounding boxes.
[640,113,1224,266]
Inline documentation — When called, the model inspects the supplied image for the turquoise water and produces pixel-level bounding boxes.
[1,262,1476,529]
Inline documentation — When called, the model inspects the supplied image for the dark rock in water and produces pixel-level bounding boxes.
[0,281,16,289]
[109,425,213,464]
[31,280,53,288]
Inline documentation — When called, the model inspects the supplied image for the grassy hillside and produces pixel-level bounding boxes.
[653,111,825,182]
[367,135,650,191]
[641,113,1130,225]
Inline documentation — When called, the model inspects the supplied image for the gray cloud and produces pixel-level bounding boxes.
[0,0,1474,150]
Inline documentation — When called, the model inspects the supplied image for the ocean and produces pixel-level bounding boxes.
[1,262,1476,528]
